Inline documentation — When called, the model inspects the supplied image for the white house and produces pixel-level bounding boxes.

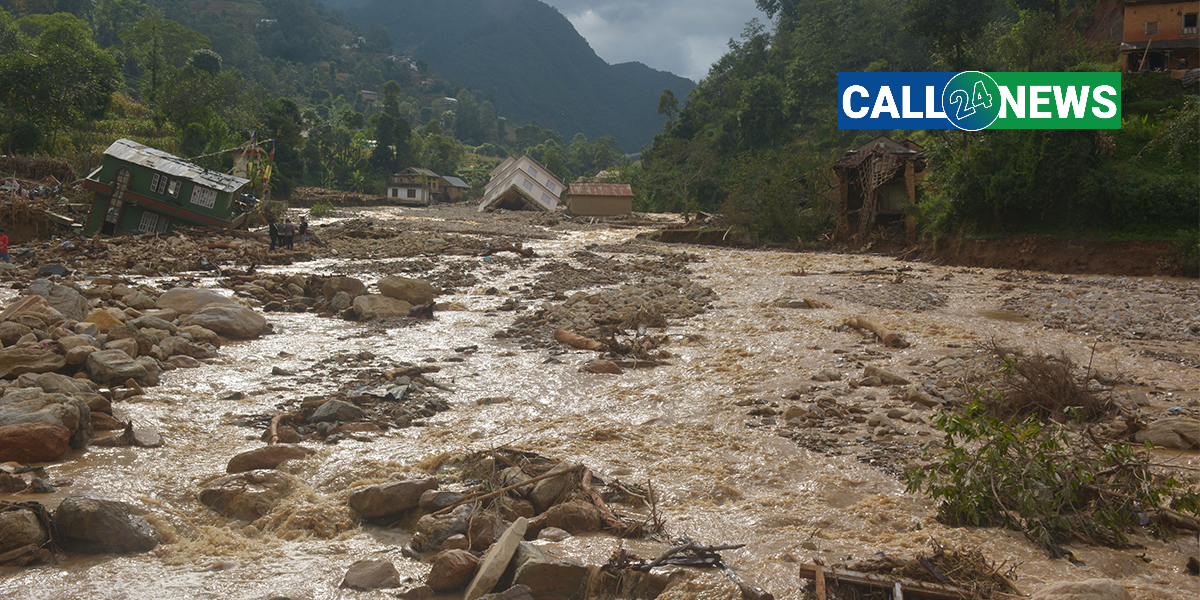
[477,155,564,212]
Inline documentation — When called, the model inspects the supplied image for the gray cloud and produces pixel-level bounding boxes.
[542,0,763,81]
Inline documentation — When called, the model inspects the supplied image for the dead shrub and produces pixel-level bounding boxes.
[0,155,76,183]
[984,347,1113,423]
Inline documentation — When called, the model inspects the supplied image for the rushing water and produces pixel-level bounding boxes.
[2,210,1197,600]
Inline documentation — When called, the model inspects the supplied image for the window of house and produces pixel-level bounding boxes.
[391,188,398,197]
[522,179,534,191]
[527,166,537,178]
[407,188,417,198]
[542,193,554,205]
[167,179,181,197]
[190,186,217,209]
[546,181,556,193]
[114,167,131,191]
[1145,21,1159,35]
[1185,13,1198,35]
[138,211,159,232]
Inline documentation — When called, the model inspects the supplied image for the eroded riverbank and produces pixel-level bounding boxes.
[1,205,1197,600]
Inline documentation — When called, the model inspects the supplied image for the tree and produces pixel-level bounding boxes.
[188,48,221,75]
[370,80,412,171]
[658,89,678,124]
[120,10,209,103]
[643,138,716,218]
[906,0,997,70]
[420,134,461,176]
[453,89,483,145]
[93,0,144,48]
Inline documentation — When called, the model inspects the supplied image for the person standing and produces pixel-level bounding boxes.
[298,216,308,249]
[281,218,295,250]
[267,216,279,251]
[0,229,9,263]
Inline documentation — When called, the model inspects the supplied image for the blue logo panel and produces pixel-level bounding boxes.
[838,72,956,130]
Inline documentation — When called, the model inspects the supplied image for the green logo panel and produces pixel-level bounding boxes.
[987,72,1121,130]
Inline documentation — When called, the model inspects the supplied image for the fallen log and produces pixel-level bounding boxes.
[844,316,910,349]
[798,564,975,600]
[581,468,637,537]
[480,244,535,258]
[555,328,607,352]
[432,464,581,516]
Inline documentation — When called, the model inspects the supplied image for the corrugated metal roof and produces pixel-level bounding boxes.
[103,139,249,193]
[442,176,470,188]
[569,183,634,197]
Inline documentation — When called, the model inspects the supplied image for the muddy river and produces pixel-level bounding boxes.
[2,206,1197,599]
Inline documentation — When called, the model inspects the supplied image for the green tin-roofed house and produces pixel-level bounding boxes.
[82,139,254,236]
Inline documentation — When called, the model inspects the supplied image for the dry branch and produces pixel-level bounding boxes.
[555,328,607,352]
[844,315,910,348]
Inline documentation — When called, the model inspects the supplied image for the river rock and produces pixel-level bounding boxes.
[83,308,125,332]
[33,372,98,396]
[529,464,578,513]
[54,335,96,353]
[178,325,221,348]
[537,527,571,542]
[0,509,49,554]
[349,477,439,519]
[0,391,91,448]
[863,365,911,385]
[227,444,313,473]
[167,355,201,369]
[419,489,464,511]
[27,279,91,322]
[308,399,366,423]
[351,295,412,320]
[198,470,297,521]
[377,276,437,305]
[541,500,601,534]
[0,322,32,346]
[513,556,590,599]
[129,316,177,334]
[0,347,66,379]
[156,288,242,314]
[180,306,268,340]
[426,549,480,591]
[469,511,509,551]
[412,505,474,552]
[85,349,147,384]
[0,422,72,463]
[66,346,94,366]
[495,496,536,522]
[133,428,163,448]
[136,357,161,387]
[106,338,138,359]
[323,276,367,300]
[1030,579,1132,600]
[463,517,528,600]
[54,494,162,554]
[329,291,353,312]
[1134,417,1200,450]
[340,559,401,591]
[582,360,623,375]
[479,586,534,600]
[122,292,156,311]
[91,412,123,430]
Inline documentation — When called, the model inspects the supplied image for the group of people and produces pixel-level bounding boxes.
[266,215,308,251]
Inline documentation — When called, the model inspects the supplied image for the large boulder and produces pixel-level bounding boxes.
[0,390,91,448]
[1030,579,1133,600]
[411,505,474,552]
[27,279,91,322]
[377,276,437,305]
[323,276,367,300]
[83,308,125,332]
[54,494,162,554]
[85,349,148,384]
[180,306,268,340]
[513,556,591,600]
[308,399,366,423]
[341,559,401,591]
[226,444,313,474]
[351,295,412,320]
[463,517,528,600]
[0,509,50,554]
[529,464,578,513]
[129,316,177,334]
[198,470,297,522]
[426,549,480,591]
[0,321,33,346]
[541,500,602,534]
[1134,417,1200,450]
[0,347,66,380]
[0,422,72,462]
[156,288,241,315]
[349,477,439,519]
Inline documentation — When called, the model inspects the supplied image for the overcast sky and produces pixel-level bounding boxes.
[541,0,764,82]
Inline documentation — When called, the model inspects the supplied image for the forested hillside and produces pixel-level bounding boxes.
[636,0,1198,245]
[0,0,633,198]
[318,0,696,151]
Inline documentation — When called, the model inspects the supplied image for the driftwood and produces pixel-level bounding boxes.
[480,244,535,258]
[641,540,771,600]
[0,544,54,567]
[555,328,607,352]
[267,413,283,445]
[581,468,637,536]
[799,564,977,600]
[844,316,910,348]
[432,464,581,516]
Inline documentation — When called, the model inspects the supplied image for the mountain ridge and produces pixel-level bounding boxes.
[319,0,694,150]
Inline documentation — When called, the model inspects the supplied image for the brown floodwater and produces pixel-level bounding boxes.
[1,211,1197,600]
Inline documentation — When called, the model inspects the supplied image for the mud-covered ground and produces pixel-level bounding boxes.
[0,202,1197,600]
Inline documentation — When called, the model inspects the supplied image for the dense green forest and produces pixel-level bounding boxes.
[320,0,696,151]
[635,0,1198,242]
[0,0,629,197]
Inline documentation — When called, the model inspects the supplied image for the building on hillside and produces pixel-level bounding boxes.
[831,136,925,244]
[82,139,252,236]
[386,167,442,204]
[477,155,564,212]
[567,182,634,217]
[1121,1,1200,76]
[440,176,471,201]
[360,90,379,104]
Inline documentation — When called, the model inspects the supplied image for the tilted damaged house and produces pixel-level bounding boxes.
[83,139,253,236]
[477,155,564,212]
[832,136,926,243]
